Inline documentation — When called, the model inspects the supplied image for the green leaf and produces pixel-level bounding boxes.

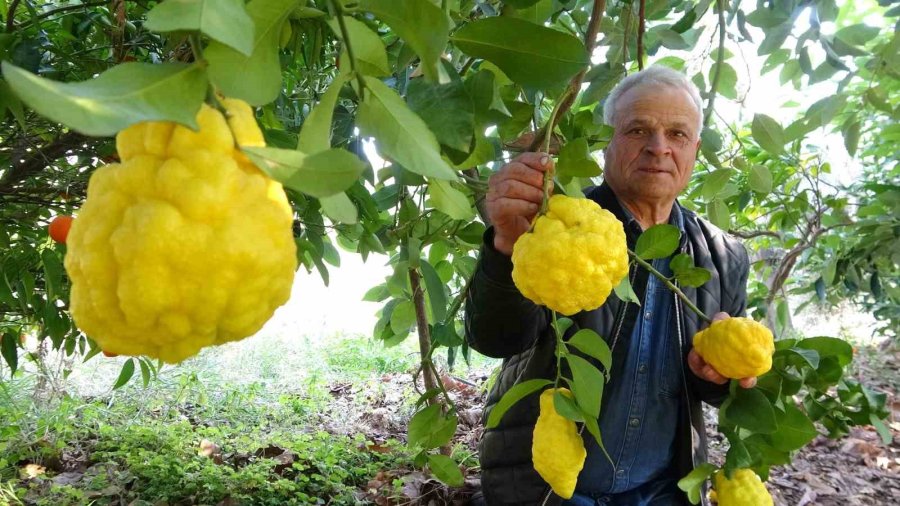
[834,24,879,47]
[706,199,730,230]
[408,404,457,449]
[675,267,711,288]
[486,379,552,428]
[2,61,206,136]
[407,78,474,153]
[297,73,349,152]
[656,29,689,50]
[557,138,601,177]
[146,0,254,56]
[567,329,612,373]
[553,390,585,422]
[320,192,358,224]
[139,358,151,387]
[751,114,786,156]
[390,300,417,333]
[722,387,777,433]
[701,169,733,201]
[113,358,136,389]
[243,146,365,198]
[770,402,818,452]
[427,453,464,487]
[429,180,474,220]
[871,414,892,445]
[420,260,448,323]
[327,16,390,77]
[363,284,390,302]
[205,0,297,106]
[842,120,860,157]
[553,317,574,337]
[779,347,820,370]
[41,250,63,301]
[567,354,604,419]
[748,165,773,194]
[613,275,640,304]
[677,462,716,505]
[635,224,680,260]
[357,76,457,180]
[796,336,853,367]
[505,0,543,7]
[451,16,589,89]
[710,61,738,100]
[1,332,17,375]
[359,0,450,82]
[724,431,754,470]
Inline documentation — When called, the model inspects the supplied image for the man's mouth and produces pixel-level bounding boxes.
[639,168,669,174]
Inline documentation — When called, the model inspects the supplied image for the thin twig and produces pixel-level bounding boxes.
[637,0,646,70]
[628,251,712,323]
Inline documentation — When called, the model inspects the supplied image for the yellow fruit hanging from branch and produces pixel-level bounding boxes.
[64,99,297,363]
[532,388,587,499]
[512,194,628,316]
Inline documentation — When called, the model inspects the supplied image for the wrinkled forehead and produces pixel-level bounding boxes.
[615,83,702,129]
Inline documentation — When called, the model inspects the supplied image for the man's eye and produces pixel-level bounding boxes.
[629,128,645,135]
[671,131,686,138]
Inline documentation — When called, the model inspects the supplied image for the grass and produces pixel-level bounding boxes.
[0,331,499,505]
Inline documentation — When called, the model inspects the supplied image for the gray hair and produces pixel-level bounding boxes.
[602,66,704,134]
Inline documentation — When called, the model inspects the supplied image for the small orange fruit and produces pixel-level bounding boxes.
[48,215,74,244]
[102,350,118,358]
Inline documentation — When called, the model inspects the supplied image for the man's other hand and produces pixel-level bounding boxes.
[487,152,553,256]
[687,312,757,389]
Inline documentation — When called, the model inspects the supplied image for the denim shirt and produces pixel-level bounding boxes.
[575,204,685,497]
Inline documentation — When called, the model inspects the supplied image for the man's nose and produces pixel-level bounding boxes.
[643,131,672,156]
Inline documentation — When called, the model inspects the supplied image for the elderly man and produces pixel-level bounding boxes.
[465,66,752,505]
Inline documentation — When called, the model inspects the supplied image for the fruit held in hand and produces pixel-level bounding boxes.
[48,215,74,244]
[713,468,773,506]
[693,317,774,378]
[64,99,297,363]
[512,195,628,315]
[532,388,586,499]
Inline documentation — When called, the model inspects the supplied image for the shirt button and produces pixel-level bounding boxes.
[629,417,640,427]
[616,469,626,477]
[639,363,647,373]
[644,310,652,320]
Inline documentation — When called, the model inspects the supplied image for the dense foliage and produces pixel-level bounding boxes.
[0,0,897,498]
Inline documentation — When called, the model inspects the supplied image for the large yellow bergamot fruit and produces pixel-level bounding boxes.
[693,317,775,378]
[532,388,586,499]
[512,195,628,315]
[713,468,773,506]
[64,99,297,363]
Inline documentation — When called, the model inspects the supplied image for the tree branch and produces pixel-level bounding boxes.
[637,0,646,70]
[0,132,92,194]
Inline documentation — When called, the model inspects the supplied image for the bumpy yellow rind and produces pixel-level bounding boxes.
[65,101,297,363]
[693,317,775,378]
[512,195,629,315]
[713,468,774,506]
[532,388,587,499]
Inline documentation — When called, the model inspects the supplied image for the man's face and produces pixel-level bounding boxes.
[603,84,701,206]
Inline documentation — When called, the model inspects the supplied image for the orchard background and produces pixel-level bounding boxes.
[0,0,897,504]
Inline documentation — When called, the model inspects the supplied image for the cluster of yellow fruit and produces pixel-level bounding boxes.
[513,195,776,502]
[64,99,297,363]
